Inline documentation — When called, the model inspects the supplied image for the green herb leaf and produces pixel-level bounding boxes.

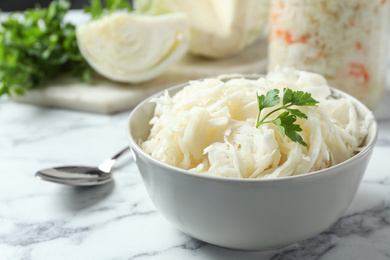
[256,88,319,147]
[257,89,280,113]
[273,111,307,146]
[84,0,104,19]
[282,87,293,106]
[106,0,132,12]
[282,87,319,107]
[286,108,307,119]
[84,0,132,20]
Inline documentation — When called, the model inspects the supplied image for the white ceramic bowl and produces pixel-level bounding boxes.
[126,76,378,251]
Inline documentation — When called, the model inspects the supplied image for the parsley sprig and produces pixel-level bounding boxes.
[256,88,319,147]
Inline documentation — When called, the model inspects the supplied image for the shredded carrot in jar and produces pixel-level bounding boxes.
[275,30,309,44]
[381,0,386,5]
[284,31,309,44]
[272,13,281,20]
[317,53,323,58]
[349,63,370,83]
[356,42,362,50]
[276,29,284,36]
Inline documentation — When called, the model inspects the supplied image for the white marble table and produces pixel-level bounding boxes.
[1,83,389,260]
[0,74,390,259]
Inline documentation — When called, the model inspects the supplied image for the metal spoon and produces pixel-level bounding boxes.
[35,147,130,186]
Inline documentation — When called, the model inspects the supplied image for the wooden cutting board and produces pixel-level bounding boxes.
[12,37,267,114]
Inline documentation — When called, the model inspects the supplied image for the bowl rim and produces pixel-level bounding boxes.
[126,74,378,183]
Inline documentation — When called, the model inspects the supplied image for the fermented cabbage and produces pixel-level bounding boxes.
[141,67,372,179]
[268,0,389,109]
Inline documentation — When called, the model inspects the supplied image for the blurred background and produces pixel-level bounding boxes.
[1,0,105,11]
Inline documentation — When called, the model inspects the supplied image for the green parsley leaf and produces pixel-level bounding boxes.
[273,111,307,146]
[284,88,319,106]
[282,88,293,106]
[106,0,132,12]
[286,108,307,119]
[257,89,280,113]
[84,0,132,20]
[84,0,104,19]
[256,88,319,147]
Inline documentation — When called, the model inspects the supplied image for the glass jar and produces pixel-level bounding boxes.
[267,0,389,109]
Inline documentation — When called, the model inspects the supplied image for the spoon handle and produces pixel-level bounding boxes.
[111,146,131,160]
[98,146,130,173]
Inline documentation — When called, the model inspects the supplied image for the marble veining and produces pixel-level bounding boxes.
[269,204,390,260]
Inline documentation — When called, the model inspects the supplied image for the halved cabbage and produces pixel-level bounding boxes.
[134,0,269,58]
[76,13,189,83]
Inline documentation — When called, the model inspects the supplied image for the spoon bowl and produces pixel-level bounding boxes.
[35,147,130,186]
[36,166,112,186]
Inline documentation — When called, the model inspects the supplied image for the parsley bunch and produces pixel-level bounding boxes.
[0,0,132,97]
[0,0,91,96]
[256,88,319,147]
